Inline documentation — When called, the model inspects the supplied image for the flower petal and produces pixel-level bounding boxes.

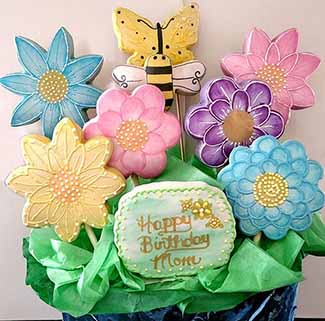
[265,207,281,221]
[97,88,128,114]
[237,192,255,208]
[221,55,253,80]
[308,189,325,213]
[232,90,249,111]
[29,185,53,203]
[244,28,271,57]
[41,103,62,138]
[0,73,38,95]
[249,203,265,219]
[122,151,146,174]
[282,140,307,161]
[274,28,299,59]
[142,133,166,154]
[250,105,270,125]
[229,146,251,163]
[266,43,280,65]
[198,143,227,167]
[239,219,260,236]
[11,94,46,126]
[245,164,262,182]
[121,97,145,120]
[141,152,167,178]
[290,215,312,232]
[203,124,226,146]
[300,183,316,202]
[263,225,288,240]
[287,188,304,203]
[154,113,181,147]
[59,98,88,128]
[209,99,232,121]
[286,173,302,188]
[23,201,50,227]
[271,99,290,125]
[54,207,81,242]
[233,203,249,219]
[81,204,108,228]
[289,53,321,78]
[247,54,265,71]
[261,159,277,172]
[133,84,165,111]
[222,140,234,158]
[270,146,291,163]
[83,119,104,139]
[47,27,72,71]
[67,84,102,108]
[140,108,163,131]
[292,159,308,176]
[64,55,103,85]
[207,77,238,101]
[245,81,272,107]
[275,89,293,107]
[238,178,254,194]
[83,137,113,169]
[259,111,284,138]
[285,76,305,90]
[185,108,216,139]
[305,160,324,184]
[97,111,122,137]
[15,36,48,78]
[279,53,299,74]
[290,84,315,109]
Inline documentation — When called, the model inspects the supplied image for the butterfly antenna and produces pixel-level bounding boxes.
[161,18,175,30]
[137,18,156,30]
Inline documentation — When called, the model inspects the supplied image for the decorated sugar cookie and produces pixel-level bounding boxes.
[6,118,125,242]
[83,85,181,178]
[221,28,321,123]
[114,181,236,278]
[0,27,103,138]
[218,135,324,240]
[112,3,206,109]
[185,77,284,167]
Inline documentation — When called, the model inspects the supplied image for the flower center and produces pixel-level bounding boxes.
[49,169,83,204]
[192,199,212,219]
[116,120,149,151]
[38,70,68,103]
[256,64,286,94]
[223,111,254,143]
[253,172,289,208]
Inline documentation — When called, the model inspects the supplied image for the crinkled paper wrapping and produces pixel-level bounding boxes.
[23,153,325,317]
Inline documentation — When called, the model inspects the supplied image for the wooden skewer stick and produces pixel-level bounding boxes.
[85,224,98,248]
[253,232,262,244]
[175,91,186,161]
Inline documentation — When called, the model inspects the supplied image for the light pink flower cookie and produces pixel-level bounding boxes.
[221,28,321,123]
[83,85,181,178]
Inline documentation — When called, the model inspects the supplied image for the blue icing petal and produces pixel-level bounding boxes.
[11,94,46,126]
[229,146,251,164]
[263,225,288,240]
[59,98,88,128]
[280,201,296,215]
[286,173,302,188]
[0,73,37,95]
[272,214,291,228]
[300,182,316,202]
[265,207,281,221]
[305,160,324,184]
[270,146,292,164]
[226,182,240,199]
[67,84,102,107]
[217,168,234,185]
[15,36,48,78]
[239,219,260,236]
[261,159,278,173]
[232,161,249,177]
[237,178,253,194]
[290,214,312,232]
[251,217,269,229]
[277,163,292,178]
[308,188,325,213]
[47,27,72,71]
[292,203,308,219]
[292,159,308,176]
[245,165,262,182]
[64,55,103,85]
[233,203,249,219]
[41,103,62,138]
[252,135,279,154]
[287,188,304,204]
[282,140,307,161]
[236,192,255,208]
[248,203,265,219]
[250,151,267,164]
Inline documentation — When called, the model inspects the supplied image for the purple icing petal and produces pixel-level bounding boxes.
[208,77,238,102]
[223,140,235,158]
[245,81,272,108]
[209,99,232,121]
[259,111,285,138]
[199,143,228,167]
[250,105,271,126]
[185,108,217,139]
[203,124,226,146]
[232,90,249,111]
[248,127,267,145]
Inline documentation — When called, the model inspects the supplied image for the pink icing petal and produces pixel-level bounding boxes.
[285,76,306,90]
[140,108,163,131]
[142,133,166,154]
[244,28,271,57]
[290,84,316,109]
[275,89,293,107]
[237,73,257,82]
[272,98,290,124]
[121,97,145,120]
[266,43,281,65]
[289,53,321,78]
[140,152,167,178]
[155,113,181,147]
[97,88,128,114]
[98,111,122,137]
[109,158,129,177]
[122,150,146,174]
[274,28,299,59]
[221,54,253,78]
[110,139,125,162]
[83,119,104,139]
[279,53,299,74]
[133,84,165,111]
[247,54,265,71]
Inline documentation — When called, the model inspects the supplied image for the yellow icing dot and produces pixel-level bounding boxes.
[253,172,289,207]
[116,120,149,151]
[38,70,68,103]
[206,215,224,229]
[181,198,193,212]
[191,199,213,220]
[256,64,286,94]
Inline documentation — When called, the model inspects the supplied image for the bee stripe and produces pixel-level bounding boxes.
[165,99,174,107]
[153,82,173,91]
[162,90,174,99]
[145,66,172,74]
[147,74,172,84]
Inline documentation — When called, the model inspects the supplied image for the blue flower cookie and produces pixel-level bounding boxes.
[218,135,325,240]
[0,27,103,137]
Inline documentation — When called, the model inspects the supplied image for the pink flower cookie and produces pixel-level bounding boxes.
[221,28,321,123]
[83,85,181,178]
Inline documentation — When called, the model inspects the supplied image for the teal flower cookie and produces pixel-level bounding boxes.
[0,27,103,138]
[218,135,325,240]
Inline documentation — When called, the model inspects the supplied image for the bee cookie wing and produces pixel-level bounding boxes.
[112,65,146,91]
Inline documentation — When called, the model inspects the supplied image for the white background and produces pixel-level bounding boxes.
[0,0,324,319]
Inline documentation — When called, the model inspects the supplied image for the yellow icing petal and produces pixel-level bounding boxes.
[54,207,81,242]
[67,144,85,174]
[23,201,50,227]
[29,185,53,203]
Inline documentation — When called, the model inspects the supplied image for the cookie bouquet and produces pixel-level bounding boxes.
[2,3,325,321]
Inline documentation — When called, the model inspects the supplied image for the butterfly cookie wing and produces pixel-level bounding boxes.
[162,3,200,65]
[113,7,158,66]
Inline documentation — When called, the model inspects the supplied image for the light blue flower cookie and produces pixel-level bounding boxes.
[0,27,103,138]
[218,135,325,240]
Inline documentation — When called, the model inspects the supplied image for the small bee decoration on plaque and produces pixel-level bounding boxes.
[112,3,206,110]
